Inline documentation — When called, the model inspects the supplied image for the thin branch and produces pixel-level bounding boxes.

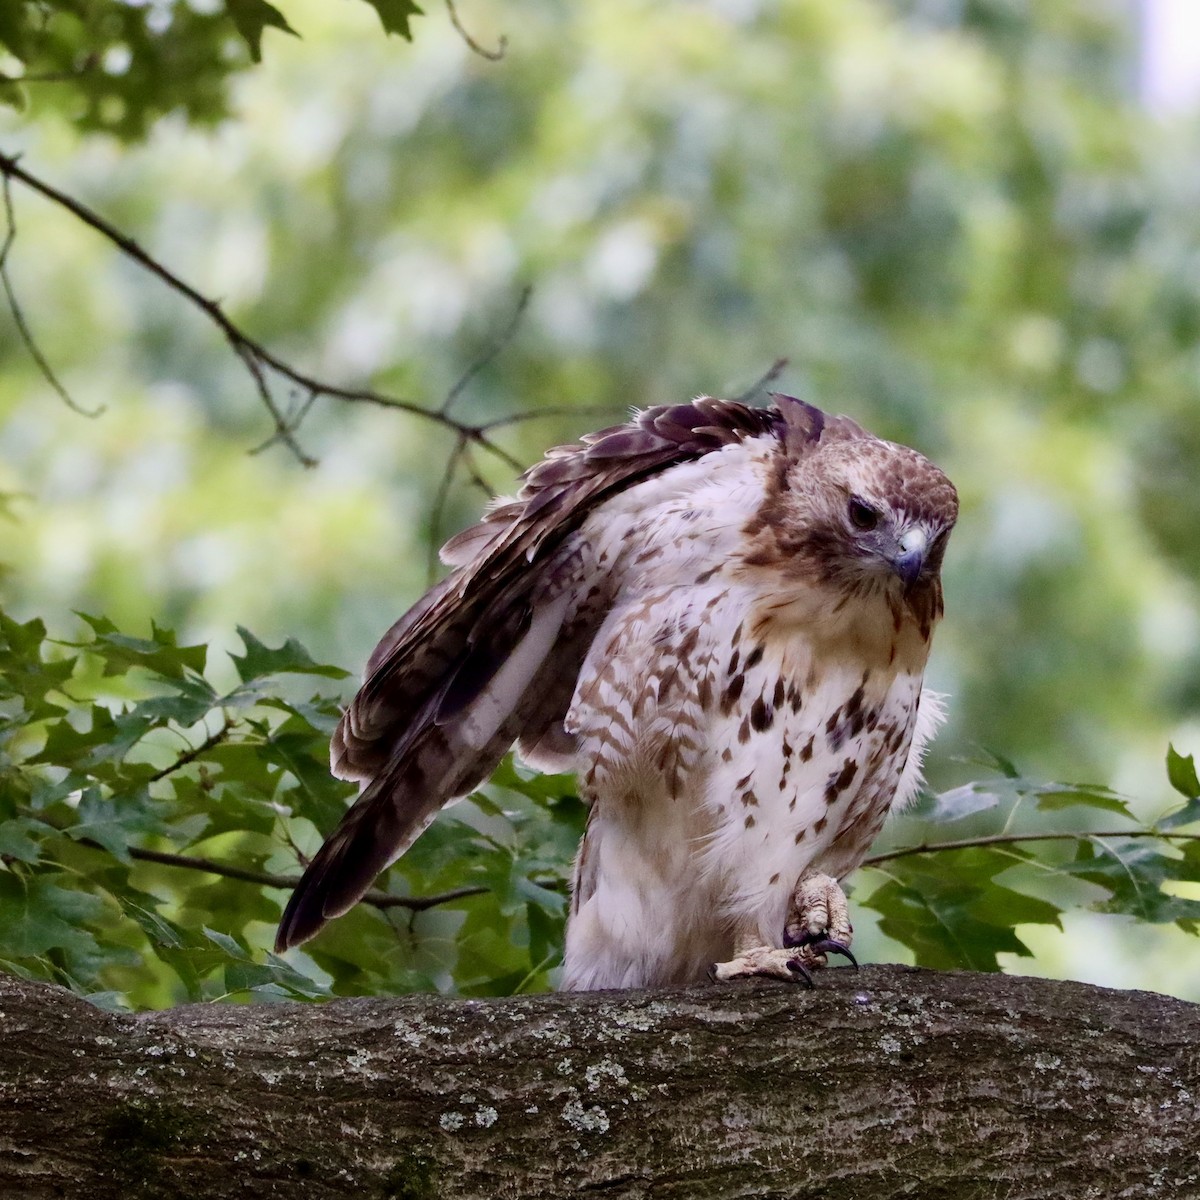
[860,827,1200,869]
[0,149,549,469]
[147,716,234,784]
[734,356,789,405]
[441,284,531,415]
[426,430,469,584]
[0,166,102,416]
[476,403,618,433]
[444,0,508,61]
[458,442,495,496]
[105,841,487,912]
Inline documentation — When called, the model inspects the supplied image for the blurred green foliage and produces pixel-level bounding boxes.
[1,0,1199,1003]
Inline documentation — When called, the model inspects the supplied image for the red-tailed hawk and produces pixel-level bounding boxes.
[276,395,958,989]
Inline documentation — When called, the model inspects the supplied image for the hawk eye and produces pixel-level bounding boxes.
[848,497,880,532]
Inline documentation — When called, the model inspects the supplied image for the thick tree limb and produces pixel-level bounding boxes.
[2,966,1197,1198]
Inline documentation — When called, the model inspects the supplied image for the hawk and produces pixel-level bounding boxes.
[275,395,958,989]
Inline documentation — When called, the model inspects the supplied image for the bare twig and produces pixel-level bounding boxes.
[147,716,235,784]
[444,0,507,61]
[0,167,102,417]
[735,356,789,405]
[860,827,1200,869]
[99,841,487,912]
[458,443,495,496]
[426,430,470,584]
[0,149,562,469]
[476,404,617,433]
[441,284,531,415]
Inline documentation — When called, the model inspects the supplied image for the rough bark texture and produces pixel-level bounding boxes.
[1,965,1197,1199]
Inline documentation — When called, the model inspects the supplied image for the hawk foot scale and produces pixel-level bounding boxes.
[709,871,856,985]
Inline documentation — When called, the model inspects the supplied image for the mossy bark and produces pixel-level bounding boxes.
[2,965,1197,1199]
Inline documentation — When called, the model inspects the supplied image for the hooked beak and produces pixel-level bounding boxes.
[891,528,927,587]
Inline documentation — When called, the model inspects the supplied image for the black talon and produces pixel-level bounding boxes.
[807,938,858,968]
[780,926,859,967]
[785,958,814,987]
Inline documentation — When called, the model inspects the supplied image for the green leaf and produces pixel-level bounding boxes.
[862,848,1064,972]
[230,627,350,684]
[358,0,423,39]
[0,817,55,863]
[1062,838,1200,928]
[34,704,154,770]
[924,782,1005,822]
[128,677,220,726]
[0,79,27,112]
[1167,745,1199,800]
[0,2,27,59]
[224,0,299,63]
[0,872,107,959]
[924,776,1133,824]
[1033,784,1133,820]
[77,613,208,679]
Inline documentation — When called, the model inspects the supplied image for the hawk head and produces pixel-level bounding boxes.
[798,436,958,594]
[740,399,958,634]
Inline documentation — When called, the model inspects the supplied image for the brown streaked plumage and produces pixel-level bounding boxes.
[276,394,957,990]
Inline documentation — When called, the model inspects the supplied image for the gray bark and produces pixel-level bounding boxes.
[1,965,1197,1199]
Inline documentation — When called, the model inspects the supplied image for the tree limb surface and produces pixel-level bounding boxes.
[1,965,1197,1199]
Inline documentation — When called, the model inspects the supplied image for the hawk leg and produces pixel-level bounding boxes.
[709,872,856,985]
[782,871,856,969]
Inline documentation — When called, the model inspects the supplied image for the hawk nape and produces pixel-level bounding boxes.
[275,395,957,989]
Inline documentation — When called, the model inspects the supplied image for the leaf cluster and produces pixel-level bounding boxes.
[858,749,1200,972]
[0,605,581,1008]
[0,0,420,139]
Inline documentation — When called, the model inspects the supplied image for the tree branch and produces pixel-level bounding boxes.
[102,841,487,912]
[734,355,789,404]
[861,826,1200,868]
[146,716,235,783]
[0,149,585,468]
[0,165,102,416]
[444,0,508,61]
[441,284,530,415]
[3,967,1197,1198]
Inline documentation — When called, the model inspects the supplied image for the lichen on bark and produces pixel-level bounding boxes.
[2,965,1198,1199]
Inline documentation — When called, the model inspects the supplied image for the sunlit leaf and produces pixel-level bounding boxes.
[1062,838,1200,930]
[923,782,1005,822]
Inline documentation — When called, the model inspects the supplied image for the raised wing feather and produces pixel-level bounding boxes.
[275,395,834,951]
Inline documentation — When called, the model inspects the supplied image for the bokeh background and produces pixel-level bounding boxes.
[1,0,1198,998]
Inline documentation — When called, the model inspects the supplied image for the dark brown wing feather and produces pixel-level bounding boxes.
[275,394,832,951]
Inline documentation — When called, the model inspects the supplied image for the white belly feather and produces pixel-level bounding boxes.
[558,581,941,989]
